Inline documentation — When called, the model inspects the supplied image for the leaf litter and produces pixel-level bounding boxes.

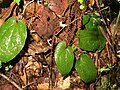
[0,0,120,90]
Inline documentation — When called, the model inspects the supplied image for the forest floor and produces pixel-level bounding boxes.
[0,0,120,90]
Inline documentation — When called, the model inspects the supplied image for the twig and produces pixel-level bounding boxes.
[22,0,34,16]
[95,0,112,36]
[0,73,22,90]
[99,26,112,47]
[113,9,120,38]
[22,82,36,89]
[55,16,82,36]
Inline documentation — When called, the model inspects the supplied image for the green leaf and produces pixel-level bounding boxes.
[14,0,21,5]
[68,0,71,3]
[75,54,97,83]
[79,30,99,51]
[78,0,84,4]
[55,41,74,76]
[72,45,77,52]
[79,14,106,51]
[85,18,96,31]
[83,14,90,25]
[0,61,2,68]
[98,28,106,51]
[55,41,66,58]
[80,4,85,10]
[79,29,106,51]
[91,14,101,24]
[82,14,101,31]
[85,17,101,31]
[0,16,27,63]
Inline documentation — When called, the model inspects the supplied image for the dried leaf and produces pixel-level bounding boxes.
[47,0,68,17]
[32,4,59,39]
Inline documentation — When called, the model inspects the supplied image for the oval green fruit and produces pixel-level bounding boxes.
[75,54,97,83]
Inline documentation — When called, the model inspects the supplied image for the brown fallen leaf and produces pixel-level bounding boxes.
[38,83,49,90]
[0,84,14,90]
[57,76,70,89]
[46,0,68,17]
[89,0,94,6]
[31,4,59,39]
[0,2,16,26]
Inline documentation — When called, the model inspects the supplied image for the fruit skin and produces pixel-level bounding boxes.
[75,54,97,83]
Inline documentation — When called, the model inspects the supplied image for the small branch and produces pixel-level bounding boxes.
[99,26,112,47]
[0,73,22,90]
[22,0,34,16]
[95,0,112,36]
[22,82,36,89]
[55,16,82,36]
[113,9,120,38]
